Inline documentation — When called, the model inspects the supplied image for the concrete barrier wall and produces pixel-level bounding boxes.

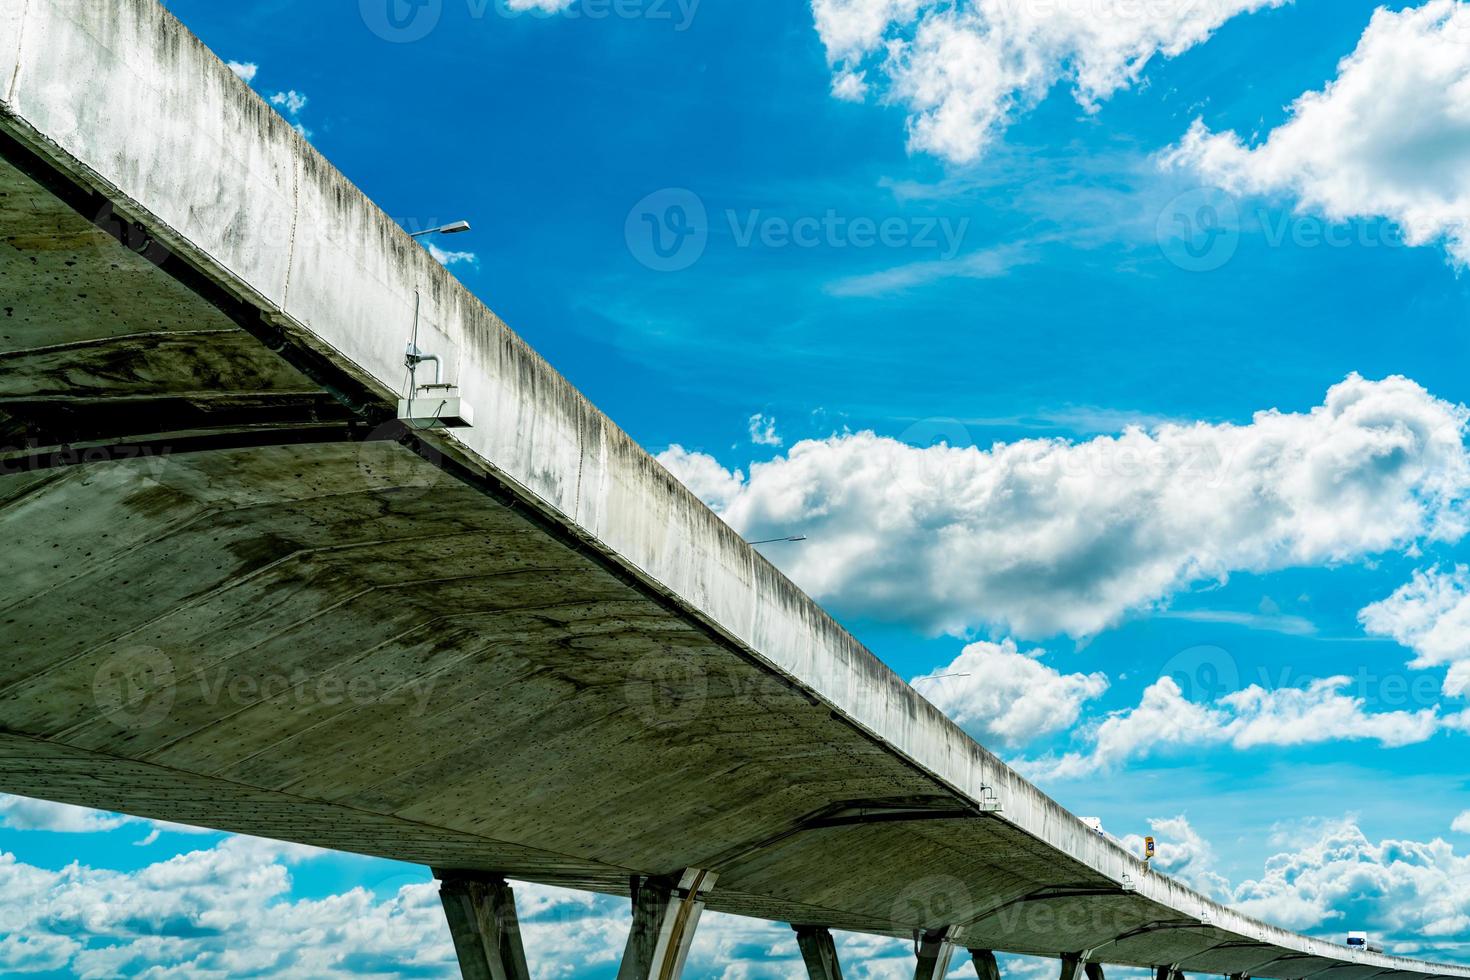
[1,2,1462,974]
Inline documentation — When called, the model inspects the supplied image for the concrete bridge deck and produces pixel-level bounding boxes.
[0,2,1464,978]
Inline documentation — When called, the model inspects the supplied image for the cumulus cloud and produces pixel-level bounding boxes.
[659,375,1470,638]
[810,0,1285,162]
[1361,565,1470,697]
[0,796,132,834]
[659,444,747,511]
[1114,814,1470,955]
[0,820,923,979]
[1454,810,1470,834]
[1165,0,1470,266]
[0,835,456,978]
[268,90,312,137]
[1232,818,1470,946]
[1119,815,1233,900]
[0,794,213,846]
[1019,674,1444,780]
[426,243,479,267]
[913,640,1108,747]
[748,413,783,447]
[226,61,258,83]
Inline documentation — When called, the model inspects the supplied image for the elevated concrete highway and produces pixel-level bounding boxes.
[0,3,1464,978]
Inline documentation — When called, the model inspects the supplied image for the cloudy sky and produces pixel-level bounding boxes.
[8,0,1470,976]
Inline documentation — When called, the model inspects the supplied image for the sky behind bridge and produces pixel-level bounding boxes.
[4,0,1470,976]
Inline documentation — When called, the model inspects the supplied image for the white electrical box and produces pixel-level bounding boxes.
[397,385,473,428]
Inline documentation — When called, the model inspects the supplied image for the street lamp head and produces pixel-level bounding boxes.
[409,220,472,239]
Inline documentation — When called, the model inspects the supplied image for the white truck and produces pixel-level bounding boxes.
[1347,932,1384,953]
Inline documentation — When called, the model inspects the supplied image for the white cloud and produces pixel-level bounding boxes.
[1454,810,1470,834]
[0,796,131,834]
[226,61,258,83]
[1119,815,1233,900]
[0,835,459,979]
[659,375,1470,638]
[269,90,309,115]
[1019,675,1445,780]
[810,0,1286,162]
[504,0,579,10]
[426,243,479,267]
[1231,818,1470,946]
[1115,814,1470,955]
[1165,0,1470,266]
[748,413,783,447]
[269,90,312,137]
[1361,565,1470,697]
[0,819,926,979]
[658,444,747,511]
[831,68,869,101]
[913,639,1107,747]
[0,794,212,845]
[823,242,1036,297]
[1222,677,1441,748]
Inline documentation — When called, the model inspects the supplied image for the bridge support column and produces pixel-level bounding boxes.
[617,868,716,980]
[914,929,958,980]
[1060,953,1088,980]
[1155,966,1183,980]
[970,948,1001,980]
[1086,963,1105,980]
[794,925,844,980]
[434,871,531,980]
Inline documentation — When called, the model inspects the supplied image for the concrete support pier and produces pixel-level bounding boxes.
[971,949,1002,980]
[618,869,716,980]
[914,929,959,980]
[434,871,531,980]
[1060,953,1088,980]
[794,925,844,980]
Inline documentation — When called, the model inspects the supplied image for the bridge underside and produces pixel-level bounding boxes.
[0,82,1445,980]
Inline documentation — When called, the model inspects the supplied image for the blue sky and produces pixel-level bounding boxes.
[7,0,1470,976]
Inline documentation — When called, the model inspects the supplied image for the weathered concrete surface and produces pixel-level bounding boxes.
[0,1,1466,976]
